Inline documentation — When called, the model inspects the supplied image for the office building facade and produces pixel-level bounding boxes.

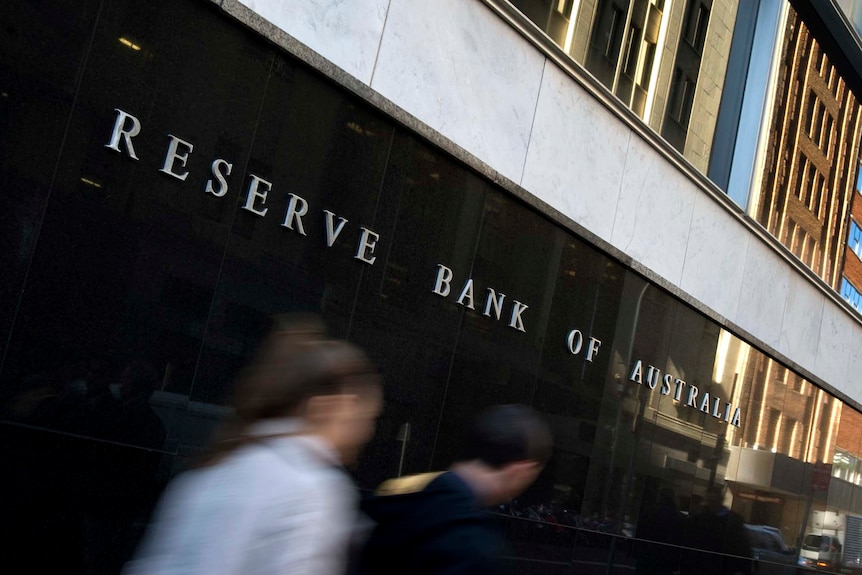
[3,0,862,573]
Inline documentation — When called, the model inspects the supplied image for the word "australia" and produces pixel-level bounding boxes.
[104,109,380,265]
[432,264,529,333]
[629,359,742,427]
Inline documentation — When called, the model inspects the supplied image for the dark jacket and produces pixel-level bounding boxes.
[357,471,502,575]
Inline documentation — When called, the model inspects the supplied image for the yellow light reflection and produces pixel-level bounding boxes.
[119,37,141,51]
[80,177,102,188]
[563,0,583,54]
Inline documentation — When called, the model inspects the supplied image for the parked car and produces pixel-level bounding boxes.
[744,524,796,575]
[798,534,842,572]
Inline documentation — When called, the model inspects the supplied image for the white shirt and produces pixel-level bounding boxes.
[124,419,356,575]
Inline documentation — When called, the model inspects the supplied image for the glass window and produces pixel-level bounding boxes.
[849,220,862,259]
[508,0,737,174]
[842,277,862,311]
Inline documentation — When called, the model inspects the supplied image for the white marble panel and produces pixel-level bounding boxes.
[679,194,749,321]
[734,239,791,350]
[845,335,862,402]
[236,0,388,83]
[521,64,631,242]
[370,0,545,183]
[814,302,857,393]
[778,274,824,374]
[611,135,695,285]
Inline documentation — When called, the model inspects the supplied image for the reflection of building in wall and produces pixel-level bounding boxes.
[755,8,862,288]
[509,0,738,171]
[840,171,862,310]
[735,353,842,463]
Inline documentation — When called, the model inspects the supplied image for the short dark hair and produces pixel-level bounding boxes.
[459,404,553,468]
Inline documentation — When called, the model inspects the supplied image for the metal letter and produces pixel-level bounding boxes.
[354,228,379,265]
[686,384,699,407]
[586,337,602,362]
[712,397,722,418]
[661,374,673,395]
[698,392,711,413]
[508,301,528,332]
[432,265,453,297]
[205,159,232,197]
[456,279,475,309]
[282,193,308,234]
[730,408,742,427]
[323,210,348,247]
[645,365,660,390]
[483,289,506,319]
[243,175,271,217]
[673,379,686,401]
[567,330,583,355]
[105,108,141,159]
[160,135,194,181]
[629,359,643,384]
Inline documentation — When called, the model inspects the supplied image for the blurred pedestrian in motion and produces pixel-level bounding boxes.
[124,315,382,575]
[357,404,553,575]
[680,484,752,575]
[635,487,685,575]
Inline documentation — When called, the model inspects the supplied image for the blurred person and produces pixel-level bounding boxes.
[123,315,382,575]
[680,484,752,575]
[635,487,685,575]
[357,404,553,575]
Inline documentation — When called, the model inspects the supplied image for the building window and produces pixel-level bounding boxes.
[849,219,862,260]
[668,68,695,127]
[683,0,710,53]
[604,6,626,60]
[556,0,575,16]
[841,277,862,311]
[640,41,657,86]
[623,26,642,78]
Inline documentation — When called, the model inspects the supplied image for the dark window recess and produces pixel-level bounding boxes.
[640,41,656,86]
[684,0,710,53]
[556,0,575,16]
[623,26,642,78]
[605,6,626,60]
[667,68,695,127]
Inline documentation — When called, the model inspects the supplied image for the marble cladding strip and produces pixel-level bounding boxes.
[779,274,826,373]
[679,192,749,323]
[735,238,792,352]
[815,302,857,391]
[370,0,545,184]
[521,63,631,244]
[845,340,862,401]
[611,134,695,286]
[233,0,389,84]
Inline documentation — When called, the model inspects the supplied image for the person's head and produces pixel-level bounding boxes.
[118,360,159,404]
[704,484,726,513]
[658,487,677,508]
[454,404,553,505]
[203,315,382,466]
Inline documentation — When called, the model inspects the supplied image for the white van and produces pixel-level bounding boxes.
[798,534,842,572]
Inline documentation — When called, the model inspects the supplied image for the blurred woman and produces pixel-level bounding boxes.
[124,317,382,575]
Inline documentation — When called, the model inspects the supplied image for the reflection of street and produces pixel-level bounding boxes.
[0,358,167,575]
[495,506,639,573]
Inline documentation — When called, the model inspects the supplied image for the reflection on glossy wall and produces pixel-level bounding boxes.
[509,0,738,172]
[754,7,862,290]
[4,1,862,574]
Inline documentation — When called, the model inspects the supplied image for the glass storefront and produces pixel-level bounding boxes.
[2,1,862,574]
